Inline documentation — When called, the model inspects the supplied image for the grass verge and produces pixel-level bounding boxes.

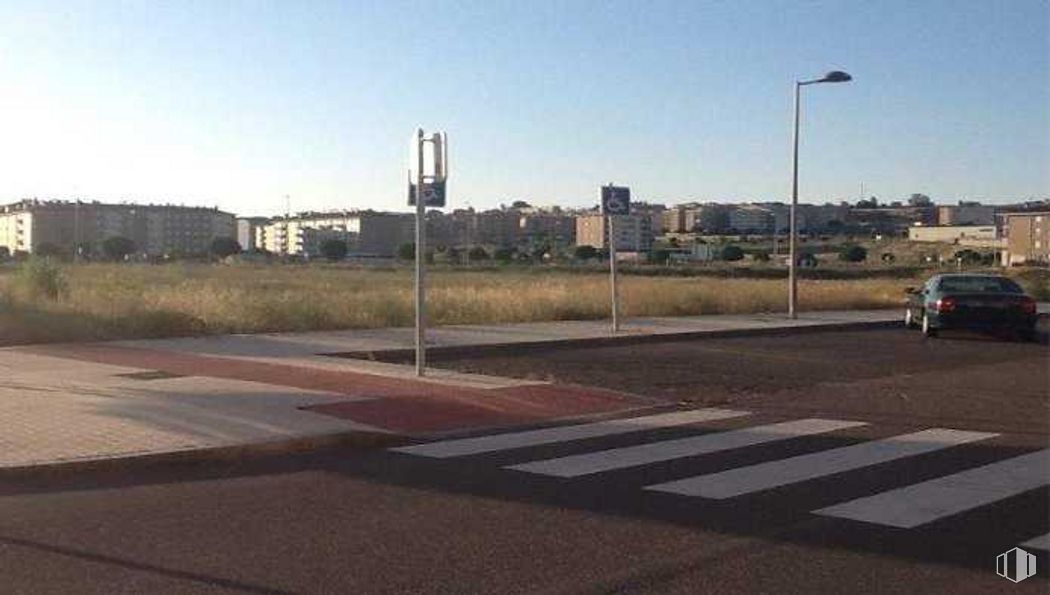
[0,263,1044,345]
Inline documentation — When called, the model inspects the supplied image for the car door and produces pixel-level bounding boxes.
[916,278,937,317]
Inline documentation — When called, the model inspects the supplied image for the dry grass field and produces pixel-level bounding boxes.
[0,262,1044,345]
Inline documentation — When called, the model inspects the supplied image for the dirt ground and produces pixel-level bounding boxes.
[420,325,1050,435]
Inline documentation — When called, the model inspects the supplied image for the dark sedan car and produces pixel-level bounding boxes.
[904,274,1038,340]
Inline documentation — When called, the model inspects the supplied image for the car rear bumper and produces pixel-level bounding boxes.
[927,311,1037,331]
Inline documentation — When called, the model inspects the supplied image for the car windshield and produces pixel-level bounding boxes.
[937,276,1024,294]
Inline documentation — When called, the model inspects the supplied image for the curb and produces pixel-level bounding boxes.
[328,319,899,363]
[0,430,410,482]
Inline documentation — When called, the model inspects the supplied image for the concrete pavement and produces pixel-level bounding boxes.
[2,309,904,471]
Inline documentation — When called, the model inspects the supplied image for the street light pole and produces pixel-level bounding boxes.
[789,81,801,319]
[788,70,852,319]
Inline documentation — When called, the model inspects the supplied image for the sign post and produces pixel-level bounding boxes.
[408,129,448,376]
[601,184,630,333]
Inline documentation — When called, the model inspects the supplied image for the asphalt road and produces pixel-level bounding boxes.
[1,326,1047,594]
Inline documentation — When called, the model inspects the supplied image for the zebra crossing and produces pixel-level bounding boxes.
[390,408,1049,538]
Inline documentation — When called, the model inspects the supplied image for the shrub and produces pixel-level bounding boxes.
[210,237,242,259]
[397,243,415,261]
[102,236,137,261]
[0,246,11,261]
[493,246,516,263]
[839,245,868,262]
[721,245,745,261]
[953,249,982,265]
[34,242,66,260]
[798,253,819,268]
[650,249,671,264]
[318,239,348,262]
[12,258,67,300]
[881,252,896,263]
[752,251,771,262]
[574,245,599,261]
[467,246,489,261]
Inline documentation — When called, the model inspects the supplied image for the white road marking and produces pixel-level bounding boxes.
[644,428,996,498]
[508,418,866,477]
[390,409,749,458]
[1022,532,1050,551]
[815,449,1050,528]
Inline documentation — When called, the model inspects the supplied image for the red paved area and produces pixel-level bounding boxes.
[26,344,643,434]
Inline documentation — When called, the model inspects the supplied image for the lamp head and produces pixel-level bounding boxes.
[819,70,852,83]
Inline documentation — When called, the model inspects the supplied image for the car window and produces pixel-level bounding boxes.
[937,277,1024,294]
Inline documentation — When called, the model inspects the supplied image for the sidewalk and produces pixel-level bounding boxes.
[5,309,900,472]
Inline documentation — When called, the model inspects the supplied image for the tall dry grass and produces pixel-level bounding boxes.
[0,262,920,345]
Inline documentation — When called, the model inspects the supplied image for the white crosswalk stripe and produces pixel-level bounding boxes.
[815,449,1050,528]
[1022,532,1050,551]
[390,408,749,458]
[507,418,866,477]
[392,410,1044,538]
[644,428,997,498]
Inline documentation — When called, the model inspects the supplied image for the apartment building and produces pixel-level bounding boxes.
[518,210,576,247]
[907,224,998,246]
[1001,212,1049,266]
[575,213,654,254]
[684,204,731,233]
[728,205,774,233]
[236,217,269,252]
[0,199,234,257]
[254,211,413,257]
[938,204,995,226]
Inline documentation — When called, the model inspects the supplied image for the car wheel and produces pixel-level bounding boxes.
[922,312,937,337]
[904,308,916,329]
[1017,327,1037,343]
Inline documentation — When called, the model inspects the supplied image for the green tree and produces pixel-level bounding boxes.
[493,246,516,263]
[530,243,551,262]
[721,245,745,261]
[954,249,982,265]
[209,237,242,259]
[467,246,489,261]
[397,243,415,261]
[318,239,348,262]
[650,249,671,264]
[839,245,868,262]
[101,236,136,261]
[444,246,462,264]
[34,242,65,260]
[573,245,599,260]
[907,193,933,207]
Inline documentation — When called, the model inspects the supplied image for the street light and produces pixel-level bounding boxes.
[788,70,852,319]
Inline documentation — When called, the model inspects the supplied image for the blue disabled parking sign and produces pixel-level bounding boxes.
[601,185,631,215]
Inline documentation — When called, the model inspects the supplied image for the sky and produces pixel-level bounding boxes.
[0,0,1046,216]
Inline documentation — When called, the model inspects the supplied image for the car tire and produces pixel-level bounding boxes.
[1017,327,1037,343]
[904,309,917,329]
[922,313,937,337]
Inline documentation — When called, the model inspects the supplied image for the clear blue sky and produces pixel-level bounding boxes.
[0,0,1046,215]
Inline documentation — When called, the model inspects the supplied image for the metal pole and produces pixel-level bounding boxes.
[608,211,620,332]
[415,129,426,376]
[73,200,80,263]
[788,81,801,319]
